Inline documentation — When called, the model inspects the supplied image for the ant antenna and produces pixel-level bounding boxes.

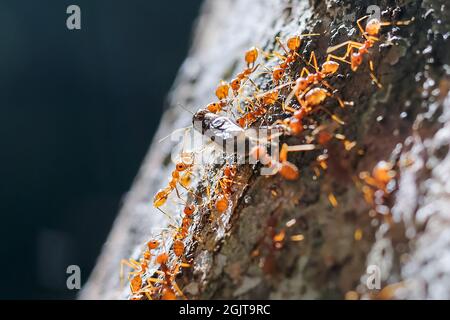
[156,207,177,224]
[158,126,192,143]
[176,103,195,115]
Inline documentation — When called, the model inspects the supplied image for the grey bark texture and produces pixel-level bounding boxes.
[81,0,450,299]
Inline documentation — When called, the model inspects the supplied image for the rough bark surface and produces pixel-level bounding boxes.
[81,0,450,299]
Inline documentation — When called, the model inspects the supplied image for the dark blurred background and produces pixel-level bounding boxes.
[0,0,202,299]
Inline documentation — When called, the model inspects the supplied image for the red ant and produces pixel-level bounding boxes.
[327,15,413,87]
[236,81,294,128]
[230,47,261,94]
[270,34,319,84]
[233,35,319,127]
[250,143,315,181]
[278,53,352,135]
[205,164,238,214]
[359,160,397,214]
[120,239,160,296]
[134,232,190,300]
[139,252,186,300]
[209,47,261,114]
[153,153,194,209]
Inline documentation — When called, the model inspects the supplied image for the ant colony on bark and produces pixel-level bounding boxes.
[120,10,414,300]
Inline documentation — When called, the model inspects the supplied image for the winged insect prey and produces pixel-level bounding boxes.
[192,109,284,165]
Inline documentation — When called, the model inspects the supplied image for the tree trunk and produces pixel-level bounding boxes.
[81,0,450,299]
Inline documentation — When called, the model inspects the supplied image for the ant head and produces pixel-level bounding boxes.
[176,162,187,172]
[143,251,151,260]
[273,67,284,81]
[295,77,309,91]
[207,102,221,113]
[231,78,241,91]
[366,18,381,36]
[183,204,195,216]
[287,35,301,51]
[147,240,159,250]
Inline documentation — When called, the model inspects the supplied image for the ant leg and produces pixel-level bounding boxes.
[326,41,363,55]
[206,185,213,210]
[139,284,156,299]
[282,101,298,113]
[155,270,167,277]
[172,282,187,300]
[236,101,246,115]
[320,80,347,108]
[317,105,346,125]
[369,60,383,88]
[250,63,261,74]
[326,54,351,65]
[308,51,320,73]
[380,18,414,27]
[253,64,276,80]
[299,66,311,78]
[275,37,289,55]
[222,177,243,186]
[248,78,261,94]
[120,259,141,288]
[121,259,140,271]
[174,186,183,200]
[239,67,260,92]
[356,15,370,39]
[179,262,191,268]
[256,46,274,60]
[280,143,288,162]
[147,277,167,284]
[120,260,130,288]
[300,33,321,37]
[281,143,316,163]
[157,207,176,224]
[143,291,154,300]
[284,82,310,111]
[272,51,288,62]
[287,144,316,152]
